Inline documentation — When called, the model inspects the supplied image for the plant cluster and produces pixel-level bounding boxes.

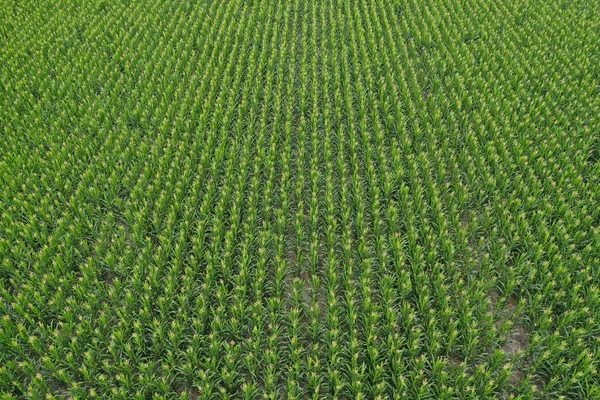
[1,0,599,398]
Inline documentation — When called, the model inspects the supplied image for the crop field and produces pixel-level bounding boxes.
[1,0,600,398]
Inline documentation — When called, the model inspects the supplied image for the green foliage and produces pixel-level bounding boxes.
[1,0,599,398]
